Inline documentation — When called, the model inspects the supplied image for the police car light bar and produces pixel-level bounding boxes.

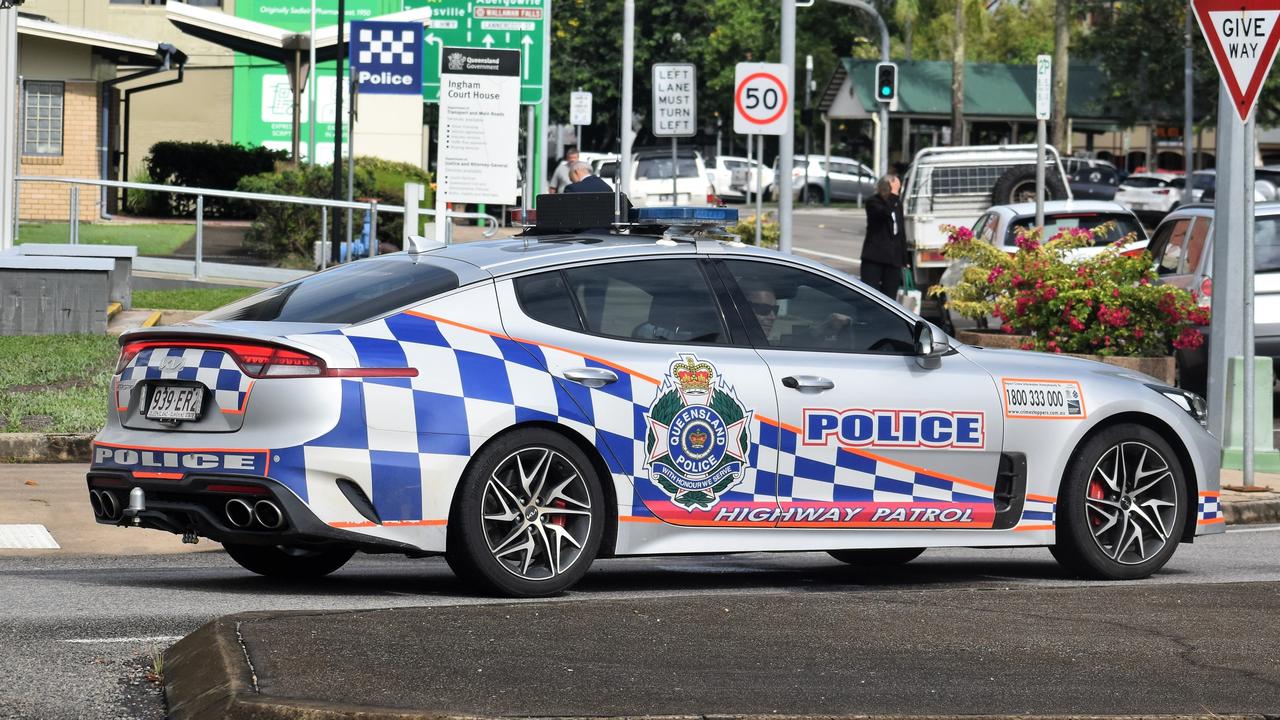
[630,206,739,225]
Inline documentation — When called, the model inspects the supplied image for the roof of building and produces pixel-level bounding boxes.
[822,59,1115,125]
[17,14,186,66]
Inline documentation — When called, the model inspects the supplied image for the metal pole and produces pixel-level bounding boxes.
[1244,114,1256,486]
[803,54,812,204]
[346,74,355,249]
[1184,3,1194,172]
[69,187,78,244]
[1207,82,1245,439]
[194,194,204,280]
[320,206,328,270]
[745,131,753,206]
[620,0,634,198]
[308,0,317,165]
[368,200,379,257]
[10,76,16,243]
[824,115,832,207]
[329,0,345,265]
[755,135,764,246]
[671,137,678,206]
[0,4,19,252]
[778,0,796,254]
[1035,119,1046,228]
[524,105,535,221]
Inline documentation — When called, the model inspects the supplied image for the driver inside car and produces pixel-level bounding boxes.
[744,285,852,347]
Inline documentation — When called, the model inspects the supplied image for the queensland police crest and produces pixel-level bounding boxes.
[644,355,752,510]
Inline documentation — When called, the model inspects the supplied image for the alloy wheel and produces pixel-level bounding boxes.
[1084,441,1179,565]
[481,447,594,582]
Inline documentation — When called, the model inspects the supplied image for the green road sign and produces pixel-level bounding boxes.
[408,0,549,104]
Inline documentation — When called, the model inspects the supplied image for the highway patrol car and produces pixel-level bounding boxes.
[87,197,1223,596]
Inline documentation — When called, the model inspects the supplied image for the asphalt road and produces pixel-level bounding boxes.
[3,524,1280,719]
[791,206,865,273]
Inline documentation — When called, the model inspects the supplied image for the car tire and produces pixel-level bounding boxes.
[828,548,925,566]
[992,165,1069,205]
[1052,423,1188,580]
[448,429,605,597]
[223,543,356,579]
[801,185,825,204]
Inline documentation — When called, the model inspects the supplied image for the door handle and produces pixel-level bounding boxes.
[782,375,835,393]
[563,367,619,389]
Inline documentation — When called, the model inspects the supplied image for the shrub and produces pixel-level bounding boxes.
[935,223,1209,357]
[236,158,433,263]
[727,212,780,248]
[124,168,168,217]
[144,141,288,218]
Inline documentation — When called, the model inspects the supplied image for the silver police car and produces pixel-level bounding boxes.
[87,203,1222,597]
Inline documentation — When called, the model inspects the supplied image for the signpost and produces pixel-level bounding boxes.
[420,0,549,104]
[1035,54,1051,230]
[735,62,791,246]
[570,89,591,148]
[436,47,522,244]
[651,63,697,206]
[1191,0,1280,484]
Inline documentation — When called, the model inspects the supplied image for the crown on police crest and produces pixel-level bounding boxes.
[672,356,714,393]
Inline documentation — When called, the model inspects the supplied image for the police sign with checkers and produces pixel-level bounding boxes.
[733,62,791,136]
[350,20,423,95]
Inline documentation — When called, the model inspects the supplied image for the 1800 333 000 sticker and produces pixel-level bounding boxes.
[1001,378,1086,419]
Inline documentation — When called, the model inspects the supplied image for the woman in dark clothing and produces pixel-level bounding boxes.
[860,174,908,298]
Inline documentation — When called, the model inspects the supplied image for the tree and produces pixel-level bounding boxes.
[1050,0,1069,149]
[951,0,965,144]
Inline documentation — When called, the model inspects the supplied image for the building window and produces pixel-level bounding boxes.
[23,81,64,157]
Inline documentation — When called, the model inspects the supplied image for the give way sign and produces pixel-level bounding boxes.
[733,63,791,136]
[1191,0,1280,121]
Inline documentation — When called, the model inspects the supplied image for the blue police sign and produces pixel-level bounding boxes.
[349,20,423,96]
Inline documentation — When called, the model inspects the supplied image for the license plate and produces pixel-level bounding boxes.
[144,383,204,422]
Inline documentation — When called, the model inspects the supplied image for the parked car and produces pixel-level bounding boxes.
[1063,158,1120,201]
[593,149,716,207]
[1199,167,1280,202]
[901,144,1071,291]
[1114,172,1184,217]
[1148,202,1280,393]
[707,155,774,203]
[768,154,876,204]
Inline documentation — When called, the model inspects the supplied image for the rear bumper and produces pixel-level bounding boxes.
[84,470,428,555]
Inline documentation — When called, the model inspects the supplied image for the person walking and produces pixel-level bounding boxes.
[860,174,908,299]
[549,146,580,193]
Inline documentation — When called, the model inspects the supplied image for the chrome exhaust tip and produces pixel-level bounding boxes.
[100,491,121,521]
[225,498,254,528]
[89,490,104,518]
[253,500,284,530]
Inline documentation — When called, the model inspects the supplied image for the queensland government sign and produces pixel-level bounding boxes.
[421,0,549,104]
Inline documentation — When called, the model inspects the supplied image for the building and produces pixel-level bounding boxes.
[14,13,187,221]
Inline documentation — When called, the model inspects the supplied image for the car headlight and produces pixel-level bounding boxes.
[1146,383,1208,427]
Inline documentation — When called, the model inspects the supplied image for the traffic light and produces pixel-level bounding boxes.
[875,62,898,103]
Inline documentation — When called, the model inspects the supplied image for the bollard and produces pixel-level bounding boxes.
[321,206,329,270]
[1222,356,1280,473]
[68,186,79,244]
[369,201,379,257]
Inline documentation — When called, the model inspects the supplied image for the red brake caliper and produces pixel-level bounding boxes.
[551,499,567,527]
[1088,479,1107,526]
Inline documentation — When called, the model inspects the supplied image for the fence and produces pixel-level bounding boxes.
[13,176,500,280]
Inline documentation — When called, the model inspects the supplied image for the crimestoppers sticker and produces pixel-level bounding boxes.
[1001,378,1087,419]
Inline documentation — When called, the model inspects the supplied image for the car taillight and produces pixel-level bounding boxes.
[115,340,417,379]
[1199,276,1212,309]
[1153,189,1170,195]
[917,249,947,264]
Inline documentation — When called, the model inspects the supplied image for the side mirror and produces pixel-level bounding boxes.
[913,320,946,370]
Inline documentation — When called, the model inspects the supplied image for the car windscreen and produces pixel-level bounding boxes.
[202,255,463,324]
[635,157,700,179]
[1007,213,1146,246]
[1257,217,1280,273]
[1121,176,1169,188]
[1192,173,1216,190]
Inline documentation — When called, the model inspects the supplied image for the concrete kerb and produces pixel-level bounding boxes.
[0,433,94,463]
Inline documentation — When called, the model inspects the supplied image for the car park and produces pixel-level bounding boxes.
[86,199,1221,597]
[707,155,774,203]
[1114,172,1184,217]
[768,154,876,204]
[1147,202,1280,393]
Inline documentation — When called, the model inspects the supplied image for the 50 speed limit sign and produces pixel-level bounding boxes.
[734,62,791,135]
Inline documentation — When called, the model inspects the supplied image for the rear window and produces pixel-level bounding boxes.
[1192,173,1216,190]
[1007,213,1146,246]
[636,157,700,179]
[203,255,462,324]
[1122,176,1169,188]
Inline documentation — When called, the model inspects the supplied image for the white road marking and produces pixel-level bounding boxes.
[0,525,59,549]
[793,246,859,265]
[1226,524,1280,533]
[61,636,184,645]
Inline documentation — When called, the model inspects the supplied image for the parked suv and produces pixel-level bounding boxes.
[1148,202,1280,393]
[768,155,876,203]
[707,155,774,202]
[595,149,716,207]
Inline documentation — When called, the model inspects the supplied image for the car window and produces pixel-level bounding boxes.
[1169,178,1186,189]
[1151,218,1191,275]
[1257,217,1280,273]
[973,213,998,243]
[1184,217,1211,272]
[597,162,618,181]
[1192,173,1216,190]
[514,271,582,331]
[636,157,700,179]
[720,260,915,354]
[1007,213,1146,246]
[203,255,462,324]
[560,260,729,344]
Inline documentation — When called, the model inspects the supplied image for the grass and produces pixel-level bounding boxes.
[0,335,120,434]
[17,222,194,256]
[134,287,257,311]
